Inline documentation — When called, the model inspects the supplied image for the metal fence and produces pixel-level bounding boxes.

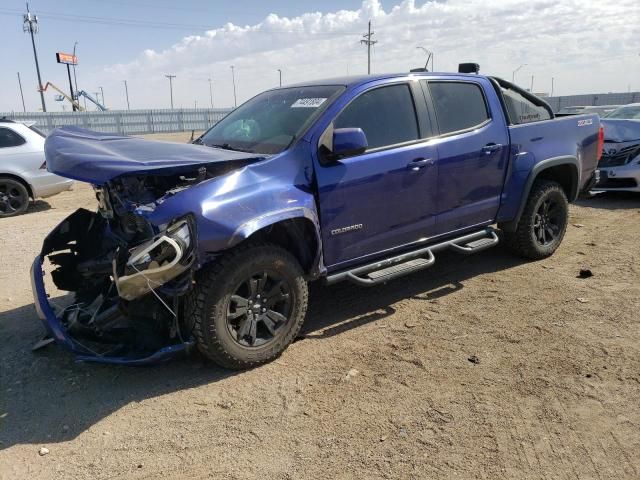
[545,92,640,112]
[0,108,232,135]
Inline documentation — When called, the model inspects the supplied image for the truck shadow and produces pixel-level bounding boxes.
[576,191,640,210]
[0,247,524,450]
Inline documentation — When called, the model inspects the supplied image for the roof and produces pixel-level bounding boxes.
[283,71,484,89]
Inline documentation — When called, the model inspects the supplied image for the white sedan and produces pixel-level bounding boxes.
[0,119,73,217]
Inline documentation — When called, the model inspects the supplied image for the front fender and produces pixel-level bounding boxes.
[229,206,320,246]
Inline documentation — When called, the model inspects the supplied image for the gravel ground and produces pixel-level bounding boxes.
[1,133,639,479]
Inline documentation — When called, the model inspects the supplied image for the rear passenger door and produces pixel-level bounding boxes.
[422,80,510,235]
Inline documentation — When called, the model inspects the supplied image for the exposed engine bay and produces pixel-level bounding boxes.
[39,171,210,359]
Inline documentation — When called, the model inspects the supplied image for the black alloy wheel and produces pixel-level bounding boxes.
[226,270,293,348]
[0,178,29,217]
[533,198,562,246]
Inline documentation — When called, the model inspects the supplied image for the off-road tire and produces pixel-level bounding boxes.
[502,179,569,260]
[187,243,308,369]
[0,177,29,218]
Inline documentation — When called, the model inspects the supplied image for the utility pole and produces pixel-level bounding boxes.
[99,86,105,108]
[123,80,130,110]
[165,74,176,109]
[551,77,554,97]
[208,78,214,108]
[277,69,282,87]
[23,3,46,112]
[230,66,237,108]
[17,72,26,112]
[360,20,377,74]
[530,75,534,92]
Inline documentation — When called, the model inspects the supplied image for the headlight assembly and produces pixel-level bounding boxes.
[113,216,196,301]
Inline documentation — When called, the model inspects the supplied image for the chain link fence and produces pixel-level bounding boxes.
[0,108,232,135]
[545,92,640,112]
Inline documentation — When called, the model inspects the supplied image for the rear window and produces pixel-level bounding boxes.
[502,87,552,124]
[428,82,489,135]
[0,128,26,148]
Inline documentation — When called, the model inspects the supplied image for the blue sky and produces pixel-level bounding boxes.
[1,0,638,112]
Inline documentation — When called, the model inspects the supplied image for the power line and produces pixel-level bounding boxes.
[0,8,362,35]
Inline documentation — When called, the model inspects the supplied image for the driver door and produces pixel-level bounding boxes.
[314,83,439,268]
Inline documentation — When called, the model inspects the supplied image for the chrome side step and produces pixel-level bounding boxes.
[326,228,499,287]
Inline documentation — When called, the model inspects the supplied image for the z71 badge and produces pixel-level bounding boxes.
[577,119,593,126]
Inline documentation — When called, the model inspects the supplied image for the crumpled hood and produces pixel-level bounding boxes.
[44,126,265,184]
[600,119,640,143]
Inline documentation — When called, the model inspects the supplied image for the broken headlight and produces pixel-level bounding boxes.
[113,216,196,301]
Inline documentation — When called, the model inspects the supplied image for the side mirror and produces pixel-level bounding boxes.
[330,128,368,159]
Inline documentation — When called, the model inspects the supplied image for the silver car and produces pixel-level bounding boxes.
[593,104,640,193]
[0,119,73,217]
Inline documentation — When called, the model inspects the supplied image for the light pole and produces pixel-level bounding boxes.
[123,80,130,110]
[416,46,433,71]
[17,72,26,112]
[208,78,214,108]
[230,66,237,108]
[99,86,105,108]
[277,69,282,87]
[512,64,527,83]
[72,41,79,95]
[23,3,46,112]
[165,74,176,109]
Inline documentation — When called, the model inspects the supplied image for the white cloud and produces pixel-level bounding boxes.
[16,0,640,111]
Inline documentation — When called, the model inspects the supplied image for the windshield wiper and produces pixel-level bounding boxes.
[209,143,254,153]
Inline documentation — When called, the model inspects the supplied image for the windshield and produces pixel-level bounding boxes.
[604,105,640,120]
[200,85,344,154]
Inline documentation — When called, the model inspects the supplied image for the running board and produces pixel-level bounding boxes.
[326,228,499,287]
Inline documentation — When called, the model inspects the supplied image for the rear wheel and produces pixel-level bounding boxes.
[502,180,569,259]
[0,178,29,218]
[188,243,308,369]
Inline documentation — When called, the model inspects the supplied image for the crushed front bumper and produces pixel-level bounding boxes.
[30,255,193,365]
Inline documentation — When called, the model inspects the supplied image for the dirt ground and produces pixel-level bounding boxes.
[1,133,639,479]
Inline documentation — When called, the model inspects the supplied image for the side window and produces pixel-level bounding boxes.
[0,128,26,148]
[501,87,552,124]
[334,84,419,149]
[428,82,489,135]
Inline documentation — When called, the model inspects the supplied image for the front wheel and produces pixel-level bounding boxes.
[502,180,569,260]
[188,244,308,369]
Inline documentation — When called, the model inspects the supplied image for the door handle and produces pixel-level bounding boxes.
[482,143,502,154]
[407,158,434,171]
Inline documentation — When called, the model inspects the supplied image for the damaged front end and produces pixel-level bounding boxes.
[31,176,201,364]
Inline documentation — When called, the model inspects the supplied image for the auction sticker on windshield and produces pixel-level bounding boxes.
[291,98,327,108]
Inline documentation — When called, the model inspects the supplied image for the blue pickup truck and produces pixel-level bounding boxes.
[33,69,602,368]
